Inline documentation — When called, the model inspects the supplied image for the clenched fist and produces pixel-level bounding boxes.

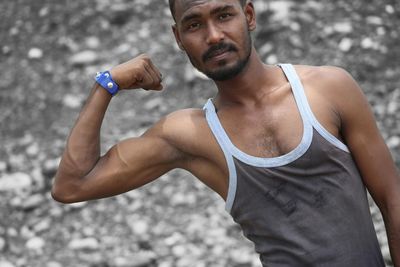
[110,54,163,91]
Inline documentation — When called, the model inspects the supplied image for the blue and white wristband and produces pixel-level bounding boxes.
[95,71,119,96]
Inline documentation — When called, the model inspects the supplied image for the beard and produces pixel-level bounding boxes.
[187,30,252,81]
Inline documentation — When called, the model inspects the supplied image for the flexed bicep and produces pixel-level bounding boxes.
[53,135,184,203]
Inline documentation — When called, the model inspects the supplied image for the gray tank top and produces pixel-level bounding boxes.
[203,64,385,267]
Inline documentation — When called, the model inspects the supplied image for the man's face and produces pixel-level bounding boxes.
[172,0,255,81]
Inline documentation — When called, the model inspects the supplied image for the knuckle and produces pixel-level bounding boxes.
[134,73,143,82]
[140,53,150,61]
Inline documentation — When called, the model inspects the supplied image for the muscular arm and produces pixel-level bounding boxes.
[52,55,183,203]
[324,67,400,265]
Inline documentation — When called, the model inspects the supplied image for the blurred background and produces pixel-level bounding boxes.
[0,0,399,266]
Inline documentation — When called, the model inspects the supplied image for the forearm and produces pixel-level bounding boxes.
[383,205,400,267]
[52,54,163,203]
[65,84,111,171]
[53,84,112,199]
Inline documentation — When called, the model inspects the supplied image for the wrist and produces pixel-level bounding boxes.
[94,71,119,96]
[93,83,113,99]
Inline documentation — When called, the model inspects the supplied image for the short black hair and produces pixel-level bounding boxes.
[169,0,248,21]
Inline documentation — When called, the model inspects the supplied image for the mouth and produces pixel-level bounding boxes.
[208,48,231,59]
[209,50,231,60]
[203,43,237,62]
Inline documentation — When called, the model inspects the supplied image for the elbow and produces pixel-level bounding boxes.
[51,189,65,203]
[51,186,70,204]
[51,185,76,204]
[51,175,81,204]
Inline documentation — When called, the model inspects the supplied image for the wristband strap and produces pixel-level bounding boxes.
[95,71,119,96]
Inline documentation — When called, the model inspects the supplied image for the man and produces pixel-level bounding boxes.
[52,0,400,266]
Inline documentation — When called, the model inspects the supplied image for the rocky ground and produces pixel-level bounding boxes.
[0,0,399,266]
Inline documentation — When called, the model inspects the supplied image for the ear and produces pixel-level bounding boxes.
[244,1,256,31]
[172,24,185,51]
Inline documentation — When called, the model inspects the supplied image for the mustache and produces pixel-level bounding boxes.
[202,42,238,62]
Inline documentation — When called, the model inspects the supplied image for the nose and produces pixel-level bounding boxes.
[206,23,224,45]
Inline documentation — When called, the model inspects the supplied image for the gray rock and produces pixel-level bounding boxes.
[62,94,84,109]
[288,35,303,48]
[46,262,63,267]
[0,161,7,172]
[387,136,400,149]
[230,248,254,265]
[386,5,395,14]
[269,1,293,21]
[70,50,98,66]
[10,196,23,208]
[42,158,60,177]
[68,237,99,250]
[0,261,15,267]
[114,251,156,267]
[85,36,101,49]
[26,142,40,156]
[387,99,398,114]
[8,154,26,170]
[258,43,274,57]
[128,219,149,236]
[26,236,45,253]
[107,4,133,26]
[113,257,131,267]
[265,54,278,65]
[0,172,32,192]
[33,218,51,233]
[361,37,379,50]
[7,228,18,237]
[31,167,45,190]
[184,64,208,82]
[158,262,173,267]
[172,244,186,258]
[39,6,49,17]
[176,257,197,267]
[339,38,353,52]
[21,193,45,210]
[333,21,353,34]
[2,45,11,55]
[144,97,163,111]
[28,48,43,59]
[366,16,383,25]
[0,237,5,251]
[68,201,87,209]
[20,225,35,239]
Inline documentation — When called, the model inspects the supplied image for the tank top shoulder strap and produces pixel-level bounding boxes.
[203,99,234,157]
[203,100,238,213]
[278,64,349,152]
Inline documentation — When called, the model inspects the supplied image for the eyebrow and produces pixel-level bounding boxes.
[180,13,201,24]
[210,4,235,16]
[180,4,235,25]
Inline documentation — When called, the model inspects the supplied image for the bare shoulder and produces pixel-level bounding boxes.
[294,65,360,93]
[143,108,212,156]
[285,65,368,138]
[293,64,356,86]
[144,108,207,138]
[293,64,365,108]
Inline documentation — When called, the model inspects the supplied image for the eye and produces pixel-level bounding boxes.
[187,22,201,30]
[219,13,232,20]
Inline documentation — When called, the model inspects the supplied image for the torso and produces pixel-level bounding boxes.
[167,65,343,201]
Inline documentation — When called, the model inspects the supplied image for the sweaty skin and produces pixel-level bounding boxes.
[52,0,400,264]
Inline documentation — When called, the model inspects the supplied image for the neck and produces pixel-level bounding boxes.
[213,47,282,107]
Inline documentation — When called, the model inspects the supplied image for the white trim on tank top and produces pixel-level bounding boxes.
[204,99,313,168]
[203,63,349,212]
[203,105,238,212]
[279,64,350,153]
